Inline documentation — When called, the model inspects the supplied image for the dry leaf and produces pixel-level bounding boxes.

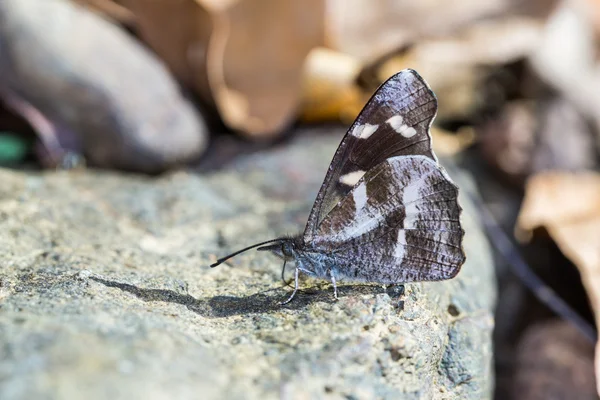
[516,172,600,396]
[73,0,136,24]
[300,47,364,124]
[375,18,544,121]
[431,126,476,157]
[326,0,506,62]
[529,0,600,149]
[317,2,554,129]
[325,0,555,63]
[118,0,214,99]
[121,0,324,138]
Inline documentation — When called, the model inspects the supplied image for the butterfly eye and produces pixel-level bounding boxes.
[281,242,294,257]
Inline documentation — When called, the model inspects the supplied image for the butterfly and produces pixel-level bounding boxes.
[210,69,466,304]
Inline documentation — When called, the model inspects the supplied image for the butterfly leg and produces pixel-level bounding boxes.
[329,268,338,300]
[279,267,299,305]
[280,259,293,288]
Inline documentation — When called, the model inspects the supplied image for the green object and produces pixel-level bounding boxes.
[0,132,30,164]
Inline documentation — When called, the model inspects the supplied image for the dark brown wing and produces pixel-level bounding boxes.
[303,69,437,243]
[311,156,465,283]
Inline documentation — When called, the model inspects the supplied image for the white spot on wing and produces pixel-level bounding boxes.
[345,213,384,239]
[386,115,417,138]
[350,124,362,137]
[339,170,366,186]
[394,230,406,262]
[402,181,422,229]
[340,181,384,239]
[350,123,380,140]
[387,115,404,129]
[400,126,417,138]
[353,182,367,211]
[360,123,378,139]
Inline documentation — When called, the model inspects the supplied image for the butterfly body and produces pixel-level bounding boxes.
[211,69,466,304]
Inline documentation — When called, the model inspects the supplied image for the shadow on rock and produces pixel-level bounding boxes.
[90,276,395,317]
[90,276,213,315]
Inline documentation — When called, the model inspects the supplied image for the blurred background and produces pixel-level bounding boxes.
[1,0,600,398]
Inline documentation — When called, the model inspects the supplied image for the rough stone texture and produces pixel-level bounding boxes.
[0,129,496,399]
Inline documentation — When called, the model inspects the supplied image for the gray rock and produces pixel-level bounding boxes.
[0,130,496,399]
[0,0,207,172]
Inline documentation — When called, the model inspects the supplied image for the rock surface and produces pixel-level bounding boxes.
[0,129,496,399]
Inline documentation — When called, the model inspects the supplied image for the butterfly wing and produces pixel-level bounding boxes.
[311,155,465,283]
[303,69,438,243]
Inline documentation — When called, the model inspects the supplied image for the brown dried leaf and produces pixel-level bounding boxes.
[122,0,324,138]
[73,0,135,24]
[375,18,544,121]
[516,172,600,396]
[299,47,364,124]
[214,0,324,136]
[118,0,213,99]
[431,126,476,157]
[326,0,555,63]
[529,0,600,149]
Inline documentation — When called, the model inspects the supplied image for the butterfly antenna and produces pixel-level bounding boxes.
[210,238,286,268]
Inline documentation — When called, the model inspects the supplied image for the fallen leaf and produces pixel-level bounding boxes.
[117,0,214,97]
[121,0,325,137]
[516,172,600,396]
[300,47,364,124]
[325,0,555,63]
[73,0,136,24]
[529,0,600,148]
[431,126,476,157]
[374,18,545,121]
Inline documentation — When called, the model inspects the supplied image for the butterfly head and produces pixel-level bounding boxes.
[256,237,298,261]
